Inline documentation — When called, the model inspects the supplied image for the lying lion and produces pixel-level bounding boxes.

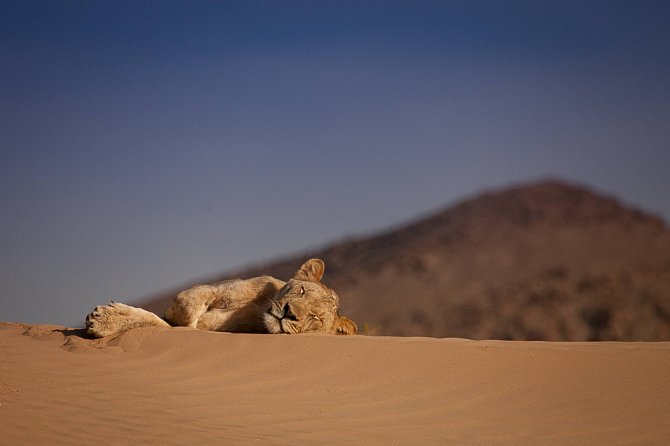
[86,258,357,337]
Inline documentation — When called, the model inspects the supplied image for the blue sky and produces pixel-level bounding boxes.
[2,1,669,326]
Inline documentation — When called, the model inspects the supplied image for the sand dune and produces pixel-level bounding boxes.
[1,322,669,445]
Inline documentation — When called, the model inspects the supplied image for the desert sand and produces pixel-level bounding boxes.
[1,322,669,445]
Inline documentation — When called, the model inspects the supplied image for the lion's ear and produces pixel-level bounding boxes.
[293,258,325,282]
[333,316,357,335]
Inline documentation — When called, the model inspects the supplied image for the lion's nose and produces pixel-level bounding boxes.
[282,303,298,321]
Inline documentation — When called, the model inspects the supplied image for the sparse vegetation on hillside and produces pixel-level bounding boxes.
[141,180,670,341]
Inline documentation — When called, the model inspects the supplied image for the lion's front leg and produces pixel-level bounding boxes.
[86,302,170,337]
[164,284,219,328]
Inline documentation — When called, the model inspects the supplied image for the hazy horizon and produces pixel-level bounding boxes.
[2,1,669,326]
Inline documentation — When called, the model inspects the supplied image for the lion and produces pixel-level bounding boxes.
[85,258,357,337]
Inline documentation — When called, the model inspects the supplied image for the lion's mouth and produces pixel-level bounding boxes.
[265,304,299,334]
[265,310,291,334]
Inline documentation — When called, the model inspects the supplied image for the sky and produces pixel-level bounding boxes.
[1,0,669,326]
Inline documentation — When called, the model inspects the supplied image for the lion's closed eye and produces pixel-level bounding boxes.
[305,313,324,331]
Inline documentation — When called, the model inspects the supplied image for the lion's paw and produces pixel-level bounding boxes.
[85,302,131,338]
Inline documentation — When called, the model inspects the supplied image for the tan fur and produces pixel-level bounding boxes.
[86,259,357,338]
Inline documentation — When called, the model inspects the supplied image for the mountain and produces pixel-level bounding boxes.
[140,180,670,341]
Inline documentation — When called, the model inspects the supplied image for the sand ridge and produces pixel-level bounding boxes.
[1,322,669,445]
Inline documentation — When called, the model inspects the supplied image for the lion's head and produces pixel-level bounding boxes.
[264,259,357,335]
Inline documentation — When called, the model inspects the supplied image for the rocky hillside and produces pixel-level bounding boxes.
[141,180,670,340]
